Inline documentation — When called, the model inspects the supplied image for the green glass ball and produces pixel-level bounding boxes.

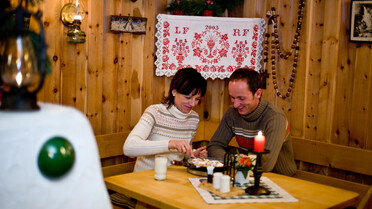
[38,136,75,178]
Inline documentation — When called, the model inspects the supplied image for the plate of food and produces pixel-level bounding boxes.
[171,157,227,176]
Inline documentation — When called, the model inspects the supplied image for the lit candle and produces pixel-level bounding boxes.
[254,131,265,152]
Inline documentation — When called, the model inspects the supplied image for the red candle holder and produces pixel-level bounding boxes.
[245,149,271,195]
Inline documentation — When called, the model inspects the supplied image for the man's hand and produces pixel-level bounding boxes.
[193,146,208,158]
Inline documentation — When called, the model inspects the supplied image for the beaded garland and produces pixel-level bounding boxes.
[262,0,305,99]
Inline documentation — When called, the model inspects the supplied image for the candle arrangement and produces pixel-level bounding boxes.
[207,132,271,196]
[245,149,271,195]
[246,131,271,195]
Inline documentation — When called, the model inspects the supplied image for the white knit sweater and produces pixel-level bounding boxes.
[123,104,200,172]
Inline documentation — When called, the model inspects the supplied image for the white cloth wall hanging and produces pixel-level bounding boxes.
[155,14,265,80]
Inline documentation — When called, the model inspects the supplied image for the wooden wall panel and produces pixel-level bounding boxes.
[38,0,63,104]
[350,45,372,149]
[304,0,323,140]
[118,1,134,132]
[101,0,121,134]
[283,0,307,138]
[368,82,372,150]
[142,0,157,110]
[30,0,372,182]
[275,0,297,118]
[316,0,341,142]
[331,0,355,146]
[86,0,104,135]
[129,1,145,129]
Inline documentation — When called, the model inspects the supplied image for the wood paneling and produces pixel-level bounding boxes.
[32,0,371,183]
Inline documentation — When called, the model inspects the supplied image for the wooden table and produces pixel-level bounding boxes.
[104,166,359,209]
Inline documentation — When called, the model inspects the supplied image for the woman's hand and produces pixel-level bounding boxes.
[193,146,208,158]
[168,140,194,157]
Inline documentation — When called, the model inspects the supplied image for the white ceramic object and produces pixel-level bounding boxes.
[235,170,250,185]
[0,103,112,209]
[213,172,223,189]
[220,175,231,193]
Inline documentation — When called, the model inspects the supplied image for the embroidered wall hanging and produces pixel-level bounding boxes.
[155,14,265,80]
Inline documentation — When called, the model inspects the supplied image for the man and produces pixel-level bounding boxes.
[207,68,297,176]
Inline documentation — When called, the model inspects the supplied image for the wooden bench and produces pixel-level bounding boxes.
[96,132,137,209]
[292,136,372,209]
[96,132,136,178]
[194,121,372,209]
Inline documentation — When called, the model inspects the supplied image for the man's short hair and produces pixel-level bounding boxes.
[229,68,263,94]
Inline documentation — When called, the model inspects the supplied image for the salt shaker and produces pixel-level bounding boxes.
[213,172,223,189]
[220,175,231,193]
[207,166,214,183]
[154,155,168,180]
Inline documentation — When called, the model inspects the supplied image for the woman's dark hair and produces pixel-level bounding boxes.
[162,68,207,108]
[228,68,262,94]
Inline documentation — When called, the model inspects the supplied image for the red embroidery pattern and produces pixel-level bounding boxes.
[249,24,259,70]
[191,28,229,65]
[232,40,249,66]
[162,21,170,70]
[172,38,190,64]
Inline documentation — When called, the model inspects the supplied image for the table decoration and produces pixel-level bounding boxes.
[246,149,271,195]
[206,166,214,183]
[198,181,245,198]
[155,14,265,80]
[189,177,298,204]
[213,172,223,189]
[234,151,255,185]
[220,175,231,193]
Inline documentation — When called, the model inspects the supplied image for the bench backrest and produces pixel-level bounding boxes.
[96,132,135,177]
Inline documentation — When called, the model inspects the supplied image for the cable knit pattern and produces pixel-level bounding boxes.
[207,98,297,176]
[124,104,199,172]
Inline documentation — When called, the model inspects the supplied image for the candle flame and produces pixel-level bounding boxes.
[258,131,262,136]
[76,0,79,6]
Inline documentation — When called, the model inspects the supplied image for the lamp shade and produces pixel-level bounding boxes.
[1,35,39,88]
[0,3,46,111]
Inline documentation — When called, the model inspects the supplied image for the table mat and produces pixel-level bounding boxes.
[189,177,298,204]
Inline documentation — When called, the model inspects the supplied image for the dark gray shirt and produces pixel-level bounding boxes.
[207,98,297,176]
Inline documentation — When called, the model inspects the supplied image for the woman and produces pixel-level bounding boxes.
[124,68,208,172]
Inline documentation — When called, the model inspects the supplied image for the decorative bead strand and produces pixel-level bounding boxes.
[262,0,305,99]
